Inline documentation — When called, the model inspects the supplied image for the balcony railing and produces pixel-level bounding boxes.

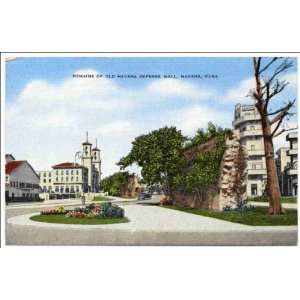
[287,168,297,176]
[248,168,267,175]
[286,132,298,140]
[287,148,298,156]
[240,129,263,138]
[247,149,265,156]
[232,114,261,127]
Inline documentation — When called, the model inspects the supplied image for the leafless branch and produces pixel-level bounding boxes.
[271,116,285,137]
[269,79,289,99]
[265,58,293,85]
[273,127,298,138]
[259,58,279,74]
[269,99,296,125]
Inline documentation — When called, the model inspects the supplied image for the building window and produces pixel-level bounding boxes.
[71,177,73,181]
[76,177,79,182]
[56,170,58,175]
[251,145,255,151]
[76,186,79,192]
[49,172,51,177]
[251,184,258,196]
[66,170,69,175]
[71,170,73,175]
[49,179,51,183]
[56,177,58,181]
[76,170,79,175]
[55,187,59,192]
[60,186,64,193]
[43,179,46,183]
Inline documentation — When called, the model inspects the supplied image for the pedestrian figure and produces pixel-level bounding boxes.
[81,193,86,207]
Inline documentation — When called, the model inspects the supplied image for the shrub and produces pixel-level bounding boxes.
[160,195,173,206]
[61,202,124,219]
[223,200,255,212]
[41,207,66,215]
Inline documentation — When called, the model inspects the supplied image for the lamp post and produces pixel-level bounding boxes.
[74,151,82,200]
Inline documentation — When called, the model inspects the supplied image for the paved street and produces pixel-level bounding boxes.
[250,201,297,210]
[6,200,297,246]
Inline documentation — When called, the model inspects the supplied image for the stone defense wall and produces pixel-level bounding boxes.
[172,131,248,211]
[216,131,248,210]
[121,175,141,198]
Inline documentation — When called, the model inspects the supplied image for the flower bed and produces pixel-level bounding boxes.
[40,202,125,220]
[32,202,128,225]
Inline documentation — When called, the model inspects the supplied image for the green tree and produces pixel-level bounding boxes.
[187,122,232,147]
[175,124,230,193]
[101,171,130,196]
[118,126,187,196]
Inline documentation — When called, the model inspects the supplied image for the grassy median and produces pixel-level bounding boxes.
[93,196,114,202]
[162,205,297,226]
[249,196,297,204]
[30,214,129,225]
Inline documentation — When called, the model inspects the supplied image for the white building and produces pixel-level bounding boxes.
[285,131,298,196]
[5,154,41,202]
[276,147,290,195]
[39,162,89,199]
[39,134,102,199]
[232,104,267,197]
[81,136,101,192]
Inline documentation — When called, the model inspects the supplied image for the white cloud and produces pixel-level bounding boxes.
[225,77,256,104]
[282,72,297,89]
[8,70,220,176]
[96,121,137,136]
[147,78,213,99]
[225,72,297,105]
[168,105,232,137]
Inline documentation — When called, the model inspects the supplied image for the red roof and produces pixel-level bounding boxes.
[5,160,25,174]
[52,162,85,169]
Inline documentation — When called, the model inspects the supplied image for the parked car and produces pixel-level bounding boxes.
[138,191,152,201]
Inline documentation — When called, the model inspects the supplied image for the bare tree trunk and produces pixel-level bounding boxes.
[261,118,282,214]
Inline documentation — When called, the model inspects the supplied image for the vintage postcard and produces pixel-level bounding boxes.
[3,54,298,245]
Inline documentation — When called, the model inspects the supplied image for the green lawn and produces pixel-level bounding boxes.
[162,205,297,226]
[249,196,297,204]
[30,214,129,225]
[93,196,114,202]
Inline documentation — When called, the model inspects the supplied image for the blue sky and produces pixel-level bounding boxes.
[5,56,297,176]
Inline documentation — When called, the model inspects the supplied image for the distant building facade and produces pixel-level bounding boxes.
[39,134,102,199]
[275,147,290,196]
[39,162,89,199]
[233,104,267,197]
[275,132,298,196]
[5,154,41,202]
[285,132,298,196]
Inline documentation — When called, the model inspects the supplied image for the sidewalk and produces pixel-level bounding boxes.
[5,196,137,210]
[7,204,297,246]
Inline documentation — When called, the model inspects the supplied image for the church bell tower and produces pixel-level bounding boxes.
[81,132,93,192]
[92,138,101,191]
